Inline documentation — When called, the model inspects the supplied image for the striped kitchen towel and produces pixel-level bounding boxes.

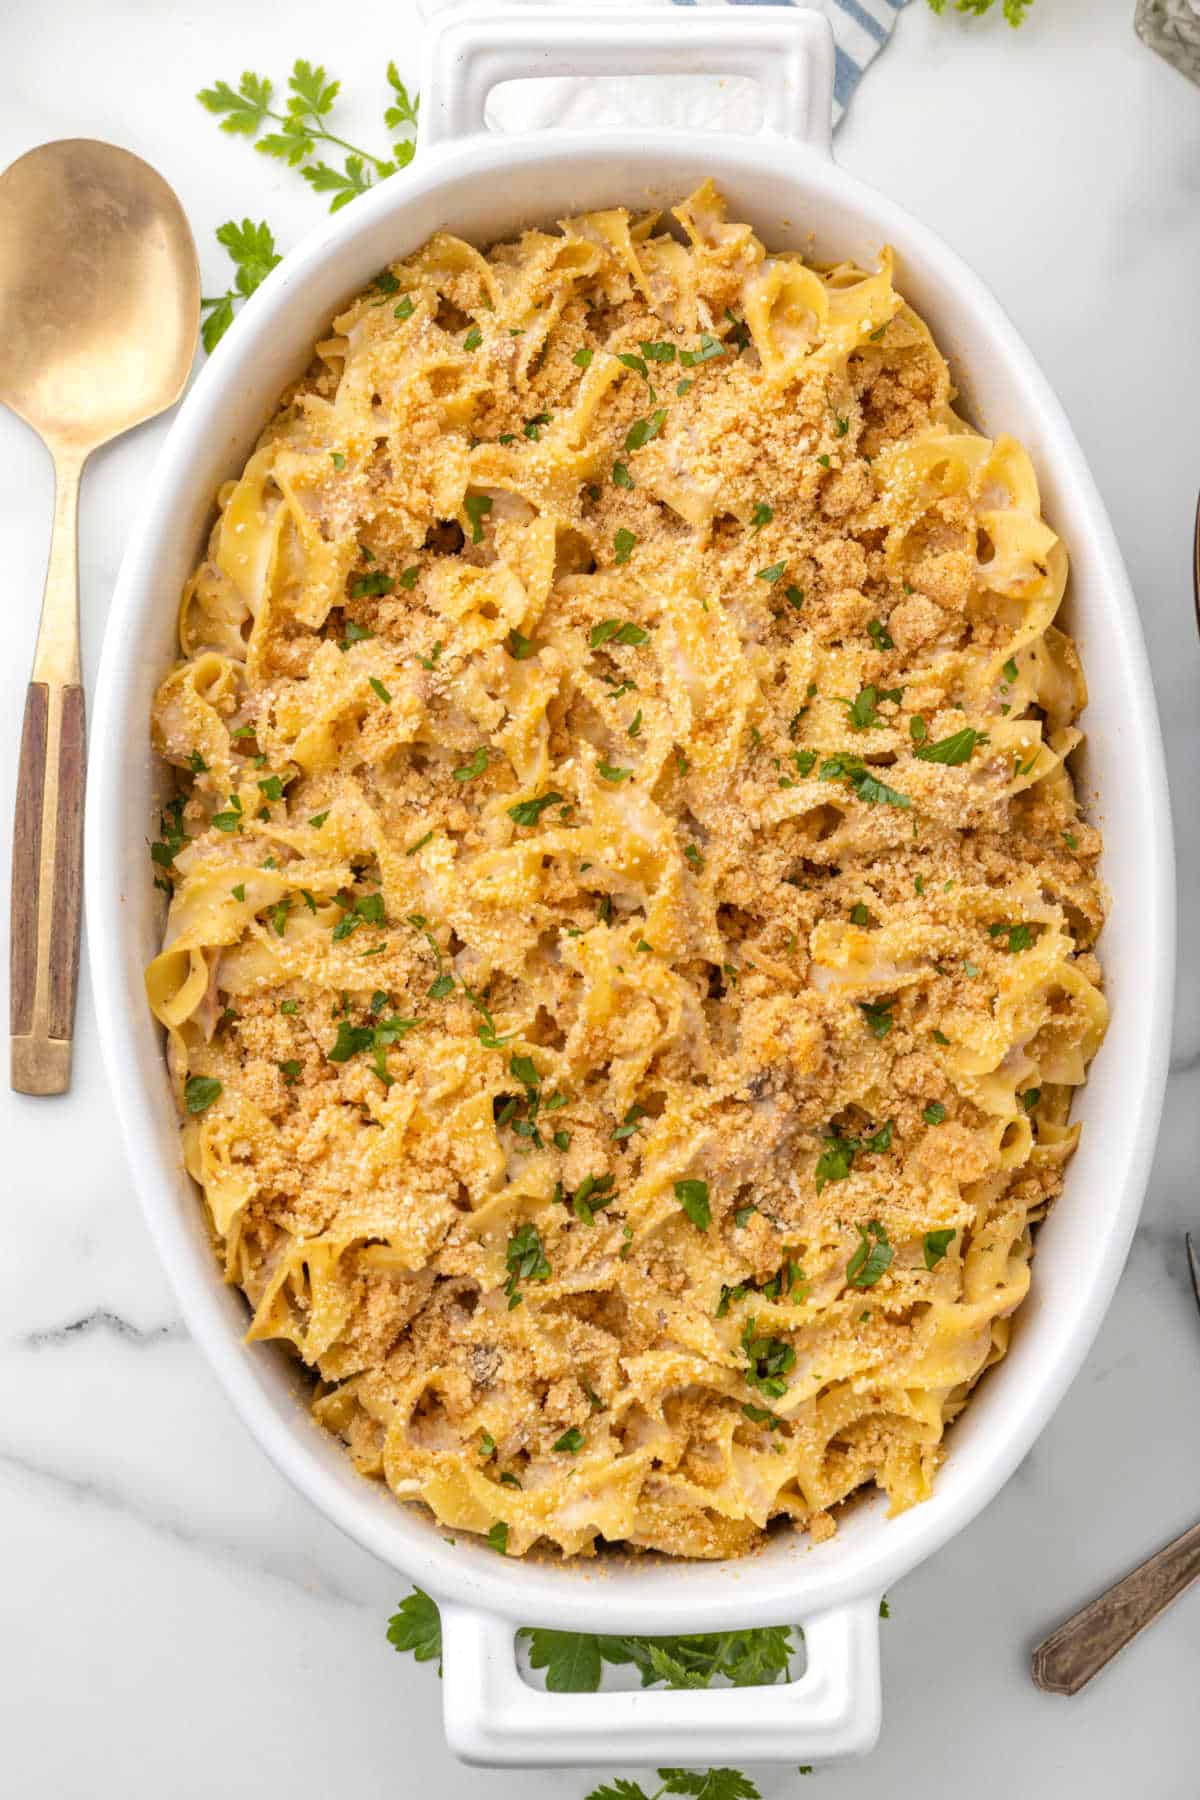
[415,0,910,130]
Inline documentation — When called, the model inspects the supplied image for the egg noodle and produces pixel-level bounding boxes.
[147,182,1106,1560]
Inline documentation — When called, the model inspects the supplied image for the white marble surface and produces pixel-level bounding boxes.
[3,1,1199,1794]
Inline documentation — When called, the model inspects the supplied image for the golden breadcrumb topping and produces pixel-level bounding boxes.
[148,184,1106,1561]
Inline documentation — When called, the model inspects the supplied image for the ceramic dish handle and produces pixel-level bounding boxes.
[438,1597,881,1767]
[419,6,835,155]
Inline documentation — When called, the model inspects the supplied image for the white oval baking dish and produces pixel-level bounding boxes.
[86,6,1175,1770]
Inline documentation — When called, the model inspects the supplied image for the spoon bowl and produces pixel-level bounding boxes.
[2,138,198,1094]
[0,139,199,452]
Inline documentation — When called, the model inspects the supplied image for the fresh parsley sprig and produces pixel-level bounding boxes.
[388,1597,795,1798]
[198,59,417,196]
[199,219,282,354]
[196,60,419,349]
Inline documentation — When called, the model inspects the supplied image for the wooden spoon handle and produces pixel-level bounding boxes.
[10,448,86,1096]
[10,680,86,1093]
[1031,1517,1200,1695]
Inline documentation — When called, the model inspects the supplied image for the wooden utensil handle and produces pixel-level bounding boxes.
[1031,1517,1200,1695]
[10,679,86,1094]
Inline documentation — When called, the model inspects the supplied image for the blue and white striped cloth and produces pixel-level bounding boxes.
[416,0,910,130]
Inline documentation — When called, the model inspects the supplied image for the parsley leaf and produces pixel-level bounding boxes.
[504,1222,550,1308]
[624,409,666,453]
[847,1219,892,1288]
[524,1631,604,1694]
[386,1589,442,1669]
[674,1178,711,1231]
[553,1427,585,1454]
[590,619,649,648]
[463,492,493,543]
[741,1317,795,1398]
[597,760,632,783]
[506,628,540,660]
[859,999,894,1040]
[819,754,910,809]
[350,570,394,598]
[923,1227,956,1269]
[613,528,637,565]
[184,1074,222,1115]
[452,746,488,782]
[508,790,563,828]
[914,726,988,766]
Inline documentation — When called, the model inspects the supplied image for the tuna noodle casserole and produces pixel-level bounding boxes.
[147,183,1107,1560]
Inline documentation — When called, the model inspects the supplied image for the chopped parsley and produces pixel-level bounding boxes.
[330,892,386,943]
[674,1178,711,1231]
[679,331,725,367]
[462,325,482,351]
[572,346,593,368]
[846,1220,892,1289]
[210,793,244,833]
[819,754,910,809]
[923,1227,956,1269]
[597,760,631,783]
[405,830,433,856]
[452,746,489,782]
[741,1318,795,1399]
[858,1000,894,1040]
[914,726,989,766]
[989,921,1034,953]
[613,528,636,565]
[184,1075,222,1115]
[552,1427,584,1454]
[566,1172,616,1226]
[487,1521,509,1554]
[508,789,563,827]
[612,1104,646,1142]
[1019,1087,1041,1112]
[612,460,634,489]
[756,561,787,584]
[846,684,902,731]
[503,1224,550,1310]
[866,617,895,651]
[922,1101,947,1126]
[814,1120,893,1192]
[350,571,394,599]
[463,493,493,543]
[750,501,773,532]
[369,676,392,704]
[590,618,648,648]
[506,628,540,660]
[742,1402,783,1431]
[393,296,414,320]
[624,409,666,453]
[784,585,805,611]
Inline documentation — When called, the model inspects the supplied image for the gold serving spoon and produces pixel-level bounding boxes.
[1,139,199,1094]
